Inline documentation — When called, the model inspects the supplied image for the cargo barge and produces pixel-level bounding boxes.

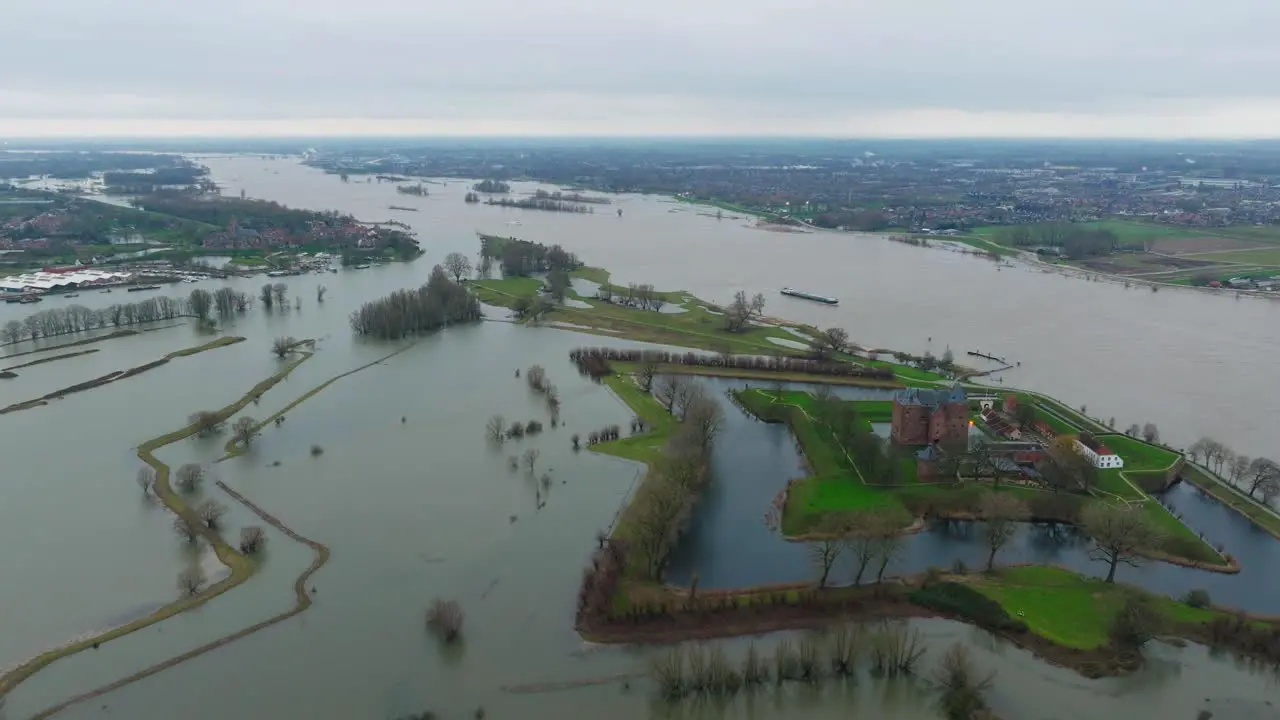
[780,287,838,305]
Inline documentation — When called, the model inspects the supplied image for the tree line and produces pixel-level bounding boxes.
[1188,437,1280,504]
[477,234,582,277]
[472,179,511,193]
[483,197,593,213]
[134,193,350,235]
[349,266,481,339]
[532,189,611,204]
[567,347,895,381]
[2,297,190,344]
[996,222,1120,258]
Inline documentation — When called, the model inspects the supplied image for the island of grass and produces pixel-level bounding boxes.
[733,386,1229,569]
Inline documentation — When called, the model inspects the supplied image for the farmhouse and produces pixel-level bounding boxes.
[1073,435,1124,469]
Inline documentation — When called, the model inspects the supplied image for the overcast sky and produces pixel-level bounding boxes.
[4,0,1280,137]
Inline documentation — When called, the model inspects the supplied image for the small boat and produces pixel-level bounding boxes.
[62,293,79,299]
[505,220,522,226]
[100,289,112,294]
[353,264,372,270]
[328,267,338,273]
[127,284,162,292]
[19,295,42,304]
[780,287,838,305]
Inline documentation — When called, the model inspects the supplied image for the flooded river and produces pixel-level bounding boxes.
[0,156,1277,719]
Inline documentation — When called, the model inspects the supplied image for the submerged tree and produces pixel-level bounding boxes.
[188,288,213,320]
[173,517,199,544]
[485,415,505,442]
[349,266,481,339]
[189,410,225,437]
[932,642,996,720]
[522,448,540,474]
[426,598,464,643]
[272,336,298,358]
[259,283,275,309]
[232,416,259,447]
[174,463,205,493]
[443,252,472,283]
[979,493,1029,570]
[197,499,227,530]
[136,466,156,495]
[239,526,266,554]
[177,567,207,596]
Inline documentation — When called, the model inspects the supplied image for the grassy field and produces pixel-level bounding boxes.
[971,566,1219,650]
[1182,247,1280,266]
[1099,435,1180,470]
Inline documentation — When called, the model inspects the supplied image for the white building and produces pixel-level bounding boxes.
[0,269,133,294]
[1074,438,1124,469]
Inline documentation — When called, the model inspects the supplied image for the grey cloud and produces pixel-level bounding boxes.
[3,0,1280,132]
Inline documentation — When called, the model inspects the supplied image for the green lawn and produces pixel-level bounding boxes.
[1185,248,1280,266]
[1098,434,1180,470]
[971,566,1220,650]
[591,373,676,466]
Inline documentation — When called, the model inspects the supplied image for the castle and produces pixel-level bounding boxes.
[890,383,969,446]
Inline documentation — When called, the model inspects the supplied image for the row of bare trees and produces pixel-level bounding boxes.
[2,296,190,343]
[350,266,482,339]
[595,282,667,312]
[569,347,895,381]
[1188,437,1280,503]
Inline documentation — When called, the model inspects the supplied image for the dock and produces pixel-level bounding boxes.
[967,350,1009,364]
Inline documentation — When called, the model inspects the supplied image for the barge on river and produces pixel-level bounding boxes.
[780,287,838,305]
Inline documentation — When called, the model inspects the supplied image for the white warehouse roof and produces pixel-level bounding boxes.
[0,269,133,292]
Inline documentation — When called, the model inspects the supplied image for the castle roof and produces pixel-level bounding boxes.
[894,382,967,408]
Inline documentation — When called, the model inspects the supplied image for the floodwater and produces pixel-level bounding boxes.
[0,156,1277,719]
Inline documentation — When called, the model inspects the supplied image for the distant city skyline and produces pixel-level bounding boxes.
[5,0,1280,138]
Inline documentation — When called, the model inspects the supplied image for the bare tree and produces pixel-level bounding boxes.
[750,292,766,317]
[634,482,684,579]
[272,283,288,306]
[426,598,464,643]
[177,567,206,596]
[844,511,887,586]
[1125,423,1141,438]
[636,360,659,392]
[873,526,905,582]
[485,415,505,442]
[189,411,225,437]
[813,327,849,358]
[259,283,275,309]
[979,493,1028,570]
[197,499,227,529]
[1229,454,1251,484]
[932,643,995,720]
[1141,422,1160,443]
[525,365,547,391]
[443,252,472,282]
[239,526,266,554]
[1243,458,1280,501]
[316,284,327,303]
[723,290,754,332]
[188,288,213,320]
[522,448,540,474]
[173,516,199,544]
[808,516,848,589]
[683,392,725,455]
[272,336,297,358]
[174,463,205,493]
[1082,505,1163,583]
[136,466,156,495]
[655,374,691,414]
[232,416,259,447]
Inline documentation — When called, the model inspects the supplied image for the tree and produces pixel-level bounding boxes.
[1044,436,1097,492]
[1081,505,1163,583]
[188,288,213,320]
[526,364,547,391]
[316,284,327,303]
[723,290,757,332]
[197,499,227,529]
[136,466,156,495]
[259,283,275,309]
[426,598,464,643]
[636,361,659,392]
[655,374,691,413]
[1109,593,1159,652]
[177,567,206,596]
[634,482,684,580]
[174,463,204,493]
[1188,437,1212,464]
[443,252,472,282]
[522,448,540,474]
[1242,458,1280,501]
[813,327,849,359]
[940,346,955,370]
[932,643,995,720]
[173,517,199,543]
[232,416,259,447]
[808,517,847,589]
[979,493,1028,570]
[1229,454,1251,484]
[873,525,905,582]
[1141,423,1160,443]
[486,415,505,442]
[272,282,288,306]
[1125,423,1141,438]
[272,336,297,358]
[189,411,225,437]
[683,392,724,455]
[239,526,266,554]
[1013,402,1037,429]
[547,268,570,301]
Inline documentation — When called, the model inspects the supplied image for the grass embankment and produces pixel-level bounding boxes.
[741,388,1225,567]
[217,341,422,460]
[0,347,314,701]
[0,348,99,372]
[0,336,246,415]
[28,480,332,720]
[969,566,1220,651]
[0,329,141,358]
[471,270,949,386]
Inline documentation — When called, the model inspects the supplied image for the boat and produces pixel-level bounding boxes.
[127,284,162,292]
[329,267,339,273]
[780,287,838,305]
[266,270,289,277]
[100,289,112,294]
[19,295,42,304]
[388,205,419,212]
[353,264,372,270]
[62,293,79,299]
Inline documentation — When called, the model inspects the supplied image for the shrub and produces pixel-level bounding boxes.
[525,420,543,435]
[909,583,1025,632]
[310,444,324,456]
[506,422,525,439]
[1182,588,1212,609]
[239,526,266,554]
[1109,593,1159,651]
[426,598,464,643]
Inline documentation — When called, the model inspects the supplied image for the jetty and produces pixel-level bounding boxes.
[780,287,838,305]
[967,350,1009,364]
